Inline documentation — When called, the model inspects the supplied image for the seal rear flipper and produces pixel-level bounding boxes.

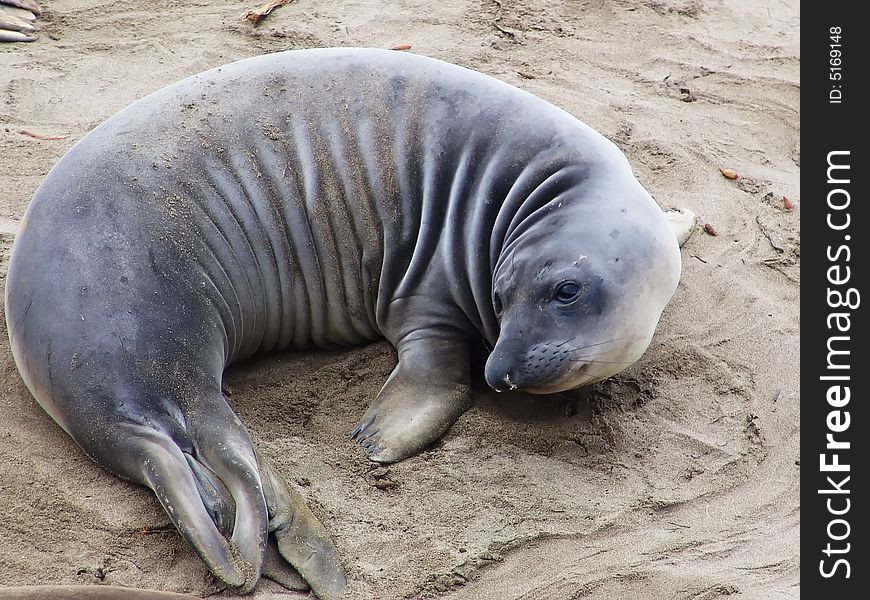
[184,453,236,538]
[262,536,311,591]
[186,407,271,590]
[0,28,36,42]
[125,425,256,588]
[260,458,348,600]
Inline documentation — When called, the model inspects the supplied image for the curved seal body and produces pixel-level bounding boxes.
[5,48,680,594]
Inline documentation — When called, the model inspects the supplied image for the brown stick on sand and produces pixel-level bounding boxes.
[243,0,294,25]
[0,0,42,17]
[19,129,69,140]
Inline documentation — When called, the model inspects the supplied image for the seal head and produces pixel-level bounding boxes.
[485,174,680,394]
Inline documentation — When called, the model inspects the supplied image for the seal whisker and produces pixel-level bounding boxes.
[568,357,636,365]
[558,336,631,351]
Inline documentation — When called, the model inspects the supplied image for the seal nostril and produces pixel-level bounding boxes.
[485,358,520,392]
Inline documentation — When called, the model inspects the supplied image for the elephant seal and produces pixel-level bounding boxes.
[4,48,681,595]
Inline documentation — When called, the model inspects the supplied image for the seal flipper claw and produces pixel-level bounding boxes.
[356,427,380,443]
[354,333,473,464]
[260,459,347,600]
[350,415,375,440]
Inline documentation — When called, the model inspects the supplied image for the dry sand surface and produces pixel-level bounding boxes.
[0,1,799,598]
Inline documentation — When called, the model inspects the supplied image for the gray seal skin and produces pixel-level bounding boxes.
[5,48,681,595]
[0,586,198,600]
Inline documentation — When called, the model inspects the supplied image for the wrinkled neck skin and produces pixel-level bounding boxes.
[376,145,599,354]
[484,171,681,394]
[487,167,596,337]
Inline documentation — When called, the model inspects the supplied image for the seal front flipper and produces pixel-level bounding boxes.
[260,458,347,600]
[352,332,473,464]
[663,207,697,247]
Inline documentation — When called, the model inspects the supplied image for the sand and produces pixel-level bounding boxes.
[0,1,799,598]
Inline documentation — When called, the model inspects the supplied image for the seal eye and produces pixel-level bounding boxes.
[493,292,504,315]
[554,281,581,304]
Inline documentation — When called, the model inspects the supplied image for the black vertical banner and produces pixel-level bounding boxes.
[803,5,868,598]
